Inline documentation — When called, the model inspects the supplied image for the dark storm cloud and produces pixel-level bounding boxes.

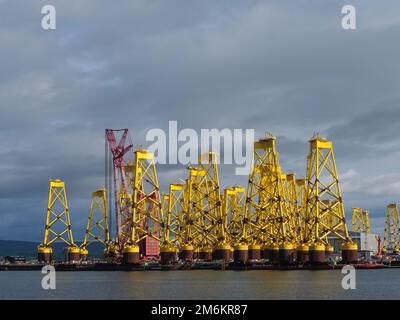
[0,0,400,240]
[325,101,400,159]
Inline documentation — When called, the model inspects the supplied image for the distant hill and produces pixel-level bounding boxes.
[0,240,105,260]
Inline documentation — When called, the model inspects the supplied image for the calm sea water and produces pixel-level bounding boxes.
[0,269,399,299]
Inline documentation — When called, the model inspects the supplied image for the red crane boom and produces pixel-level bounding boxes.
[105,129,133,250]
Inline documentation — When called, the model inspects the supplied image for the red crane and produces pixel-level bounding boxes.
[375,235,382,256]
[105,129,133,251]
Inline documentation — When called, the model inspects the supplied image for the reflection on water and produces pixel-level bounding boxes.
[0,269,399,299]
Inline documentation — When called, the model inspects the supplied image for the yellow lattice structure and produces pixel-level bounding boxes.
[295,178,307,243]
[38,179,79,262]
[304,136,354,252]
[383,203,400,254]
[224,186,246,246]
[130,150,162,244]
[189,153,227,253]
[184,167,206,249]
[161,183,185,248]
[121,149,162,264]
[161,194,170,244]
[352,207,370,234]
[285,173,301,244]
[80,189,110,258]
[244,136,292,247]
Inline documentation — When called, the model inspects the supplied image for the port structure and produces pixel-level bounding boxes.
[303,136,357,264]
[122,149,163,264]
[183,153,230,261]
[160,194,170,247]
[281,173,299,245]
[352,207,370,234]
[105,128,165,263]
[186,166,211,254]
[38,179,79,263]
[105,129,133,255]
[159,183,186,264]
[178,168,203,261]
[382,203,400,255]
[241,135,295,263]
[198,152,231,260]
[284,173,300,237]
[80,189,110,260]
[294,178,307,243]
[282,173,309,252]
[40,132,362,266]
[224,186,246,249]
[141,135,358,265]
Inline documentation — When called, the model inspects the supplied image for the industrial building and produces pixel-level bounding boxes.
[328,231,380,260]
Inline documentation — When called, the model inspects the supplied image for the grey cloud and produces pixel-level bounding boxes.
[325,102,400,161]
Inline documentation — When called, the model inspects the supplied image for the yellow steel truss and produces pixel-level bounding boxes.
[295,178,307,243]
[304,136,352,245]
[40,179,76,247]
[352,207,370,234]
[224,186,246,246]
[285,173,301,244]
[81,189,110,250]
[182,167,205,248]
[128,149,162,246]
[161,183,185,248]
[243,136,292,246]
[383,203,400,252]
[186,153,225,249]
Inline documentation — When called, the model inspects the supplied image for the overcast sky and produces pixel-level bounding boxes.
[1,0,399,241]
